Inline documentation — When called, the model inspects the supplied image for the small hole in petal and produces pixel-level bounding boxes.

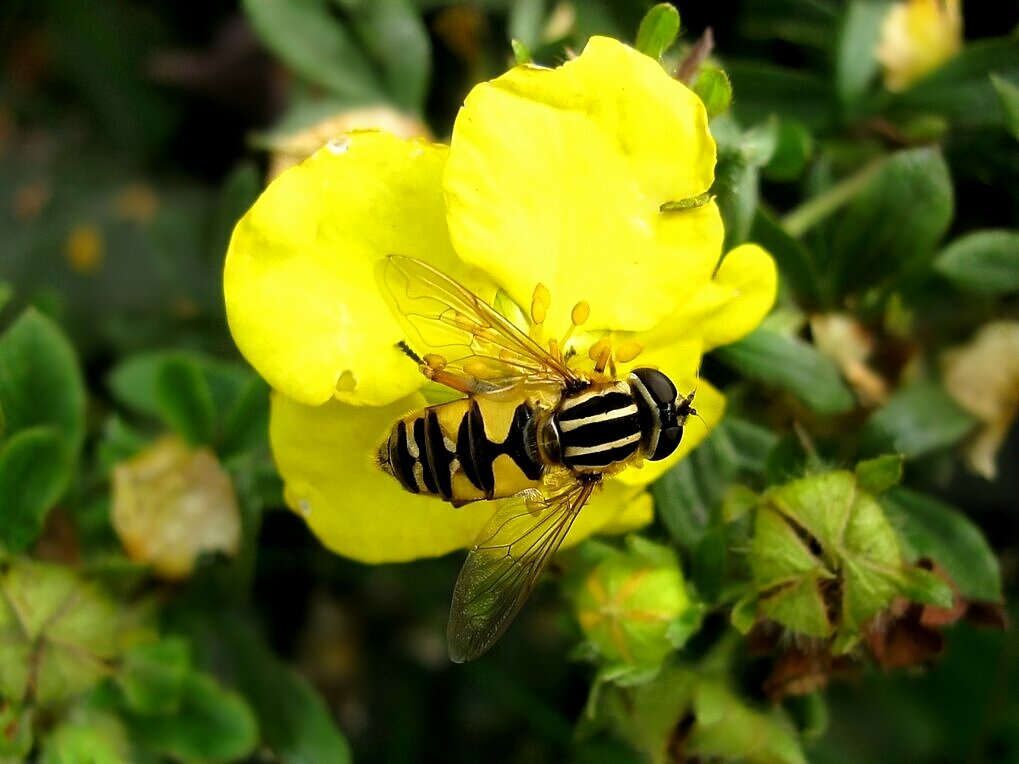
[298,499,312,518]
[335,370,357,393]
[327,136,351,154]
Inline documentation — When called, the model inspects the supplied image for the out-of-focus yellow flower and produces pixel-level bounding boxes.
[266,107,430,181]
[942,321,1019,479]
[876,0,963,92]
[112,436,241,579]
[224,37,777,563]
[112,182,159,224]
[65,224,104,274]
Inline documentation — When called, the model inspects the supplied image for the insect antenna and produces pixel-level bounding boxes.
[396,340,424,365]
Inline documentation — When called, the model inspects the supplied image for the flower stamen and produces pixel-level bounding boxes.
[529,283,551,343]
[615,340,643,364]
[557,300,590,356]
[589,338,613,374]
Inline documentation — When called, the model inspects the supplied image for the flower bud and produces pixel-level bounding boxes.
[876,0,962,92]
[572,537,694,668]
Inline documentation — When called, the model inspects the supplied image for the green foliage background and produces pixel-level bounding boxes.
[0,0,1017,762]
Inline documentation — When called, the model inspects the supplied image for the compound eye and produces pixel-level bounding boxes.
[631,368,677,407]
[650,425,683,461]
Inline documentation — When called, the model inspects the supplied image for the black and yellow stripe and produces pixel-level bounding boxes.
[553,382,641,471]
[380,395,546,503]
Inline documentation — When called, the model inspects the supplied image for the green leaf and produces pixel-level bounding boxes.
[854,454,903,494]
[898,566,955,608]
[116,638,191,716]
[209,162,261,263]
[835,0,890,110]
[0,427,70,553]
[715,158,759,249]
[712,118,778,248]
[693,68,733,119]
[881,487,1002,601]
[243,0,381,103]
[635,3,680,61]
[0,702,32,760]
[828,147,953,296]
[219,621,352,764]
[991,73,1019,140]
[730,594,758,634]
[713,329,856,415]
[651,419,752,551]
[689,680,807,764]
[108,351,252,421]
[507,0,545,49]
[339,0,432,111]
[125,673,258,763]
[726,61,831,129]
[934,229,1019,295]
[754,471,909,636]
[860,381,975,458]
[762,119,813,181]
[750,210,822,307]
[692,527,727,604]
[0,308,86,454]
[218,376,270,460]
[155,358,216,446]
[0,282,12,314]
[0,561,120,704]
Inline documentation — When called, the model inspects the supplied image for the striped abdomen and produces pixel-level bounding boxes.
[379,395,546,503]
[553,382,642,471]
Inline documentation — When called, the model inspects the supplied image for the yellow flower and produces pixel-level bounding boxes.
[876,0,963,92]
[224,37,777,563]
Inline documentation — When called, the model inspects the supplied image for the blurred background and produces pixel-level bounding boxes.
[1,1,1018,762]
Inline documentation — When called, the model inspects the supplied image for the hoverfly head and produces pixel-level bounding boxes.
[628,367,692,461]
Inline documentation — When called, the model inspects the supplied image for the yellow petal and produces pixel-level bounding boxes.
[225,131,464,407]
[640,243,777,352]
[563,480,653,549]
[270,391,490,563]
[445,36,723,335]
[596,489,655,536]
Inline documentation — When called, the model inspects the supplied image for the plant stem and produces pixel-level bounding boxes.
[782,158,888,237]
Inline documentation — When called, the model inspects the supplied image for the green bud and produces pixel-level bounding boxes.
[635,3,681,61]
[573,537,695,669]
[510,39,532,66]
[41,712,130,764]
[693,67,733,119]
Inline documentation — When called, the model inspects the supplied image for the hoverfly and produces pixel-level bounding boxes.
[377,256,696,662]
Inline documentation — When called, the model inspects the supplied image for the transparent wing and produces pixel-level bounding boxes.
[379,255,580,391]
[447,479,596,662]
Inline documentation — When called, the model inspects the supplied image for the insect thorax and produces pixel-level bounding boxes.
[551,381,644,472]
